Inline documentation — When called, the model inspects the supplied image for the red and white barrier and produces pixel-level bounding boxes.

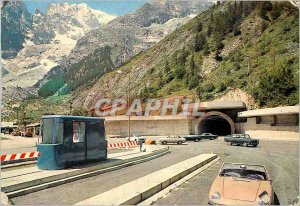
[108,141,138,149]
[1,141,138,163]
[1,151,40,162]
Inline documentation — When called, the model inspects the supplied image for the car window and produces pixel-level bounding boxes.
[220,169,266,180]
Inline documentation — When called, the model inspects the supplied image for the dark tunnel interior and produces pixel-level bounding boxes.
[199,115,232,136]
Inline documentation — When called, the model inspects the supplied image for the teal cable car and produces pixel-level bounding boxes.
[37,115,107,170]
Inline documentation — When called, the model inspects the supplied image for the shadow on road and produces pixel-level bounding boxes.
[274,192,280,205]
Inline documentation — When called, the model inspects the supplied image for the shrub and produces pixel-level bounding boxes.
[252,60,298,106]
[202,82,215,92]
[72,107,91,116]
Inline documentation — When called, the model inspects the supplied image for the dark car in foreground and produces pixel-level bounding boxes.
[184,133,218,142]
[224,134,259,147]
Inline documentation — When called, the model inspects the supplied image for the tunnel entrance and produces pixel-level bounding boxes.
[198,116,232,136]
[197,111,235,136]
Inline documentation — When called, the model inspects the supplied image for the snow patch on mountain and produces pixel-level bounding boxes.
[3,2,116,88]
[91,9,117,25]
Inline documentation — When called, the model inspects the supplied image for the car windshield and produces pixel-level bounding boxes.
[239,134,250,138]
[220,168,266,180]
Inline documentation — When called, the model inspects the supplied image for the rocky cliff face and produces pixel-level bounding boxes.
[2,0,213,120]
[59,0,213,91]
[2,2,116,91]
[1,1,32,58]
[1,2,117,117]
[72,1,298,109]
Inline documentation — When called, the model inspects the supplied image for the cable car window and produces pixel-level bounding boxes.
[56,122,64,144]
[73,122,85,143]
[42,119,54,144]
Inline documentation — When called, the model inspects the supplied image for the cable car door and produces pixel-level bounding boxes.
[71,121,86,163]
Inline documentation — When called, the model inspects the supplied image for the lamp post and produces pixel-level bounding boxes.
[117,68,141,140]
[12,103,20,128]
[69,101,73,115]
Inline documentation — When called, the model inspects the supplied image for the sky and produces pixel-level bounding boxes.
[24,0,147,16]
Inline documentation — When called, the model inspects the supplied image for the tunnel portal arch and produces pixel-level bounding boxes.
[196,111,235,136]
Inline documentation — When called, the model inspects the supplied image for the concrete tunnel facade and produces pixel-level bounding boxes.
[195,111,236,136]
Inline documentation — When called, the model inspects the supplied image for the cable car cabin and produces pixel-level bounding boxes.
[37,115,107,170]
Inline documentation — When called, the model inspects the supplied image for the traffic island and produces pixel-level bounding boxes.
[75,153,218,205]
[2,145,169,198]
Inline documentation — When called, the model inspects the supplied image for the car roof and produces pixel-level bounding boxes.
[221,163,266,173]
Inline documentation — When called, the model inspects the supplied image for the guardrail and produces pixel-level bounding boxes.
[1,141,139,164]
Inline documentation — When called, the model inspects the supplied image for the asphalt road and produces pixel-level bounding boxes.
[10,138,299,205]
[155,139,299,205]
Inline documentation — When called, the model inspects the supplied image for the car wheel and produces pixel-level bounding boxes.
[177,141,183,145]
[229,142,233,146]
[195,139,199,142]
[162,141,167,145]
[243,142,248,147]
[253,144,258,147]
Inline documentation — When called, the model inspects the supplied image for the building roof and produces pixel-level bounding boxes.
[105,115,195,121]
[42,115,104,121]
[1,122,17,128]
[188,101,246,111]
[238,106,299,117]
[27,123,41,127]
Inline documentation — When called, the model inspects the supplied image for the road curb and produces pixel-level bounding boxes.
[4,147,170,198]
[139,157,220,205]
[75,154,218,205]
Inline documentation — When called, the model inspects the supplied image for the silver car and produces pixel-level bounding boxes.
[159,135,186,145]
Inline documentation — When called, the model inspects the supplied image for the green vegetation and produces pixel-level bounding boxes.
[127,1,298,106]
[38,77,65,97]
[72,107,92,116]
[64,46,115,90]
[3,95,71,122]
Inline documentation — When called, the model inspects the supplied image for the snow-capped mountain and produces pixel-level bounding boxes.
[2,2,116,90]
[1,0,213,110]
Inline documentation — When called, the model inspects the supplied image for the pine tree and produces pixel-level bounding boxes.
[207,24,212,37]
[270,2,281,20]
[189,54,196,76]
[194,33,206,52]
[196,22,203,32]
[164,60,170,74]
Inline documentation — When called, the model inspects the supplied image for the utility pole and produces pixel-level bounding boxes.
[128,75,131,140]
[116,67,141,140]
[69,101,73,115]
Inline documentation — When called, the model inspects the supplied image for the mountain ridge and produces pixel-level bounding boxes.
[71,1,298,109]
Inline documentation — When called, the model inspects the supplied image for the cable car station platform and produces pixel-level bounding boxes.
[2,145,169,198]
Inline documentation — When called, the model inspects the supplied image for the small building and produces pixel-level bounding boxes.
[1,122,17,134]
[26,123,41,136]
[237,106,299,139]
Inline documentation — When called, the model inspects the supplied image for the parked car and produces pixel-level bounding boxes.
[224,134,259,147]
[209,163,274,205]
[128,136,146,143]
[200,133,218,140]
[183,133,218,142]
[159,135,186,145]
[12,130,21,136]
[21,130,33,137]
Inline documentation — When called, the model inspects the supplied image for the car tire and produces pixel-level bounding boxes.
[177,141,183,145]
[162,141,167,145]
[243,142,248,147]
[195,139,200,142]
[253,144,258,147]
[229,142,233,146]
